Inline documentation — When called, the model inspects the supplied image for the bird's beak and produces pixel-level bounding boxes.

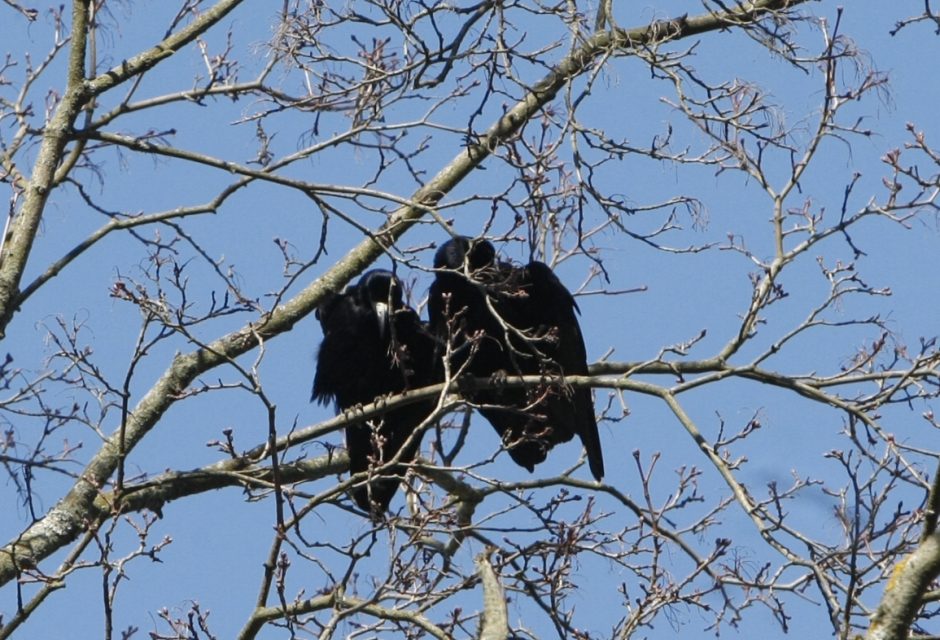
[374,301,390,339]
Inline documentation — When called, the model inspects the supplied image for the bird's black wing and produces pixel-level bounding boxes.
[429,238,604,478]
[514,261,605,480]
[312,288,384,408]
[429,239,549,471]
[313,271,438,514]
[356,305,438,512]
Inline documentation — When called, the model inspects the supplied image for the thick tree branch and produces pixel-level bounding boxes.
[867,463,940,640]
[867,534,940,640]
[0,0,90,337]
[476,550,509,640]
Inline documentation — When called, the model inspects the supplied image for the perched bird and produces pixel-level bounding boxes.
[428,236,604,480]
[313,270,438,513]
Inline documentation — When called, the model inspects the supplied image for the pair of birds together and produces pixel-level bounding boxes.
[312,236,605,514]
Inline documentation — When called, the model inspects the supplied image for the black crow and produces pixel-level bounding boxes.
[313,270,438,513]
[428,237,604,480]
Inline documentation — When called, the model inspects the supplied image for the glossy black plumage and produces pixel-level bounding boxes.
[312,270,437,513]
[428,237,604,480]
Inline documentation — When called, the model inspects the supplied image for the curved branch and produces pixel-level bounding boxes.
[238,591,449,640]
[84,0,245,98]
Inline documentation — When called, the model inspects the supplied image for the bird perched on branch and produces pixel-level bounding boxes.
[313,270,438,514]
[428,236,604,480]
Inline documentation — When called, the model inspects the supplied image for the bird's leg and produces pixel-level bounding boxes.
[488,367,508,391]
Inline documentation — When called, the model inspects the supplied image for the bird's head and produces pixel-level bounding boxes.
[434,236,496,273]
[357,269,404,338]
